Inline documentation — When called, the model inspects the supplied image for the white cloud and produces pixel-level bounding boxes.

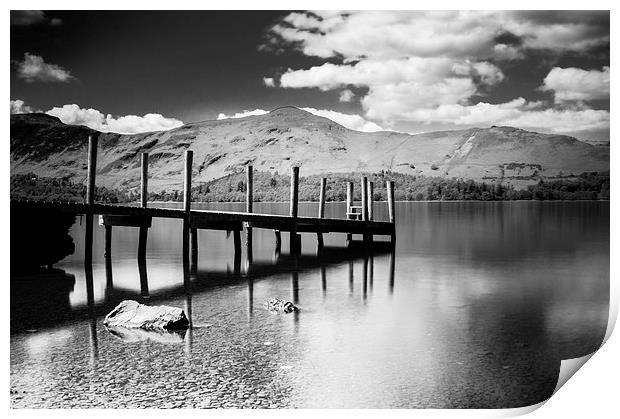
[45,104,184,134]
[403,98,609,133]
[263,77,275,87]
[15,53,74,83]
[263,11,609,136]
[267,11,608,61]
[217,107,385,132]
[300,107,385,132]
[217,109,269,120]
[10,99,38,114]
[339,89,355,102]
[541,66,610,102]
[11,11,62,26]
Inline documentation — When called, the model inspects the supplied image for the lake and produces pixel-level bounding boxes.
[10,201,609,408]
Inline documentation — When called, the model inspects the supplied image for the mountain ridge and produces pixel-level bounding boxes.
[10,107,609,192]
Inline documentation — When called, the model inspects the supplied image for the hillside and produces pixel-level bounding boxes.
[10,107,610,192]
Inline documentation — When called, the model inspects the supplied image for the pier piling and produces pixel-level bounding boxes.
[246,165,254,264]
[290,166,300,254]
[317,177,326,251]
[346,182,353,242]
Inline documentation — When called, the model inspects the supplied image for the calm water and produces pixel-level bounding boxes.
[10,201,609,408]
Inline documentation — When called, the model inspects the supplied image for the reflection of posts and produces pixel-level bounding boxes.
[388,250,395,294]
[85,264,98,367]
[369,254,374,291]
[104,225,112,259]
[104,256,114,301]
[190,228,198,274]
[321,265,327,294]
[233,230,242,275]
[362,254,368,300]
[138,260,149,299]
[183,259,193,357]
[348,260,354,295]
[85,214,94,266]
[247,278,254,318]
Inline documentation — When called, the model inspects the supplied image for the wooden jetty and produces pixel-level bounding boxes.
[11,136,396,262]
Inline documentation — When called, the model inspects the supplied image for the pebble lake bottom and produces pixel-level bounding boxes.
[10,201,609,408]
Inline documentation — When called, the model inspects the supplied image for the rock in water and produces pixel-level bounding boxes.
[265,298,298,314]
[104,300,189,331]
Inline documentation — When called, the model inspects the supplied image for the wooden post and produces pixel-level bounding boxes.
[290,166,300,254]
[317,177,326,250]
[346,181,353,241]
[361,176,371,244]
[246,165,254,264]
[318,177,326,218]
[86,135,97,205]
[346,182,353,215]
[246,165,253,213]
[233,229,242,272]
[141,153,149,208]
[387,180,396,244]
[387,180,395,223]
[361,176,368,221]
[367,180,374,221]
[184,150,193,213]
[85,135,97,266]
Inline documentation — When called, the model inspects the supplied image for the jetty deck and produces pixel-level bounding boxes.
[12,135,397,264]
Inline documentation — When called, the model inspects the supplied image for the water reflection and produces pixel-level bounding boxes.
[10,202,609,408]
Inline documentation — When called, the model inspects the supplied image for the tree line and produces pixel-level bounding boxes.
[10,170,610,203]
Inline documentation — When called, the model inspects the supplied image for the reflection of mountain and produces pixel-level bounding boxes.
[10,206,76,274]
[11,108,609,191]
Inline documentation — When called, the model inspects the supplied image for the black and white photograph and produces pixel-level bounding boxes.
[7,5,613,412]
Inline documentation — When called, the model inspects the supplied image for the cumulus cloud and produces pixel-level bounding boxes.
[339,89,355,102]
[266,11,608,61]
[11,11,62,26]
[15,53,75,83]
[217,109,269,120]
[10,99,38,114]
[45,104,183,134]
[541,66,610,102]
[300,107,385,132]
[263,77,275,87]
[262,11,609,135]
[217,107,385,132]
[403,98,609,133]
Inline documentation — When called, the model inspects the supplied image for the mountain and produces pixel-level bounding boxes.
[10,107,609,192]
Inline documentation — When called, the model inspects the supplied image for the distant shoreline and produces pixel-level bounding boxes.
[147,199,609,204]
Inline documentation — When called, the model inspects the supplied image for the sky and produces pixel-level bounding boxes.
[10,10,610,142]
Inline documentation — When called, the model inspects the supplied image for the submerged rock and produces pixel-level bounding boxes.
[265,298,298,314]
[103,300,189,331]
